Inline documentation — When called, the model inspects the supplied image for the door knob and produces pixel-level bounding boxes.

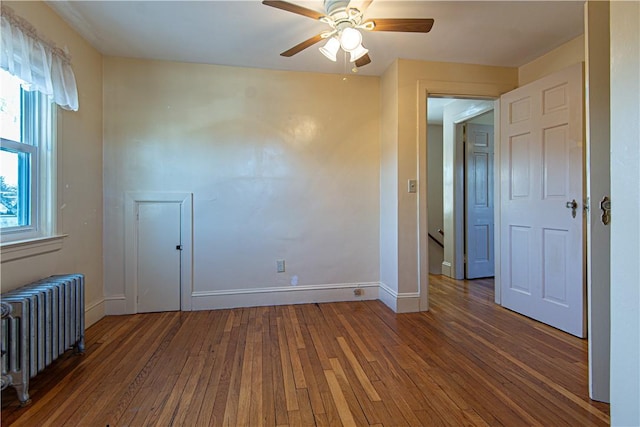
[566,199,578,218]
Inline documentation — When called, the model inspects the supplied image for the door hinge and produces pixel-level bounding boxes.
[600,196,611,225]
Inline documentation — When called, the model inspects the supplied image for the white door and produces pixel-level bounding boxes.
[137,202,181,313]
[465,123,495,279]
[500,63,584,337]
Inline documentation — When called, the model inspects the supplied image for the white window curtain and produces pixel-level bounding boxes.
[0,5,78,111]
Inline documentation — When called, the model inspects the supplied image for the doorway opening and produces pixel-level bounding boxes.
[426,97,496,282]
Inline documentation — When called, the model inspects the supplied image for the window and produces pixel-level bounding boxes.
[0,68,55,243]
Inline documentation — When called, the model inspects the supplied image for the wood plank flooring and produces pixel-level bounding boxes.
[2,275,610,426]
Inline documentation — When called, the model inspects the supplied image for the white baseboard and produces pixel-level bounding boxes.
[104,294,127,315]
[103,281,425,315]
[378,282,422,313]
[191,282,379,311]
[441,261,453,278]
[396,293,422,313]
[85,298,105,327]
[378,282,398,311]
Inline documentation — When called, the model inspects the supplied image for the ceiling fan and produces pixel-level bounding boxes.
[262,0,434,69]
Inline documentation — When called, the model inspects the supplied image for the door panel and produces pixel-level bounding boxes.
[509,133,531,198]
[137,202,181,313]
[473,224,490,262]
[465,123,494,279]
[542,228,568,305]
[543,125,569,198]
[509,225,531,293]
[500,63,584,337]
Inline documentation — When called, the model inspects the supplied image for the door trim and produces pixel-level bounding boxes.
[418,80,516,310]
[125,192,193,313]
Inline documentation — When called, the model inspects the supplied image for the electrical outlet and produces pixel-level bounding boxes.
[277,259,285,273]
[354,288,363,296]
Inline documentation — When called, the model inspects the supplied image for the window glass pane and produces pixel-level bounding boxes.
[0,69,23,143]
[0,148,30,228]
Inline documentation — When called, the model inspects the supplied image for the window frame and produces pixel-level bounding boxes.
[0,73,56,245]
[0,139,38,235]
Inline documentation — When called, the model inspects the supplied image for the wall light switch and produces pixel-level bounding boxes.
[277,259,285,273]
[408,179,417,193]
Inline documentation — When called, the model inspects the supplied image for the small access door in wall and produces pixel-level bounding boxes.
[125,192,193,314]
[136,201,182,313]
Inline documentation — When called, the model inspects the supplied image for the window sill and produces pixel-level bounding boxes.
[0,235,68,263]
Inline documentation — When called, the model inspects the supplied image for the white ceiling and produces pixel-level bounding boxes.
[427,97,455,124]
[47,0,585,77]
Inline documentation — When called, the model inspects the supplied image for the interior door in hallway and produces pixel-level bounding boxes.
[499,63,584,337]
[465,122,495,279]
[137,201,181,313]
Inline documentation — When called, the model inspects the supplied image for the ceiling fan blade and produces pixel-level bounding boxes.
[359,0,374,12]
[355,53,371,68]
[366,18,434,33]
[262,0,325,20]
[281,34,325,57]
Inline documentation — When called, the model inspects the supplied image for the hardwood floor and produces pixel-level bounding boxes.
[2,275,610,426]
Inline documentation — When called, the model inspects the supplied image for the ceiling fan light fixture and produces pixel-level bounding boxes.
[263,0,435,70]
[349,44,368,62]
[319,37,340,61]
[339,27,362,52]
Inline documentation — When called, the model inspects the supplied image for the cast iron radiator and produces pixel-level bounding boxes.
[1,274,85,406]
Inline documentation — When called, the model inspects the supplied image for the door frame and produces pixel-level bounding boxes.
[418,79,513,310]
[125,192,193,313]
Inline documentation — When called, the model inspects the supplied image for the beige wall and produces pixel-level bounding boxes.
[519,35,585,86]
[0,2,583,321]
[103,58,380,312]
[379,61,399,301]
[0,2,104,326]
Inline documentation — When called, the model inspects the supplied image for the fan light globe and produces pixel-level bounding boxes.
[319,37,340,61]
[349,44,368,62]
[339,27,362,52]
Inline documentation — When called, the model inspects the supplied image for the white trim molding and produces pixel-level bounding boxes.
[104,294,127,315]
[85,298,105,327]
[191,282,379,311]
[124,192,194,314]
[0,234,67,263]
[106,282,430,315]
[378,282,398,311]
[418,79,516,309]
[378,282,422,313]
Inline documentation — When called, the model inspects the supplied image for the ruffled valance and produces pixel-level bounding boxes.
[0,5,78,111]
